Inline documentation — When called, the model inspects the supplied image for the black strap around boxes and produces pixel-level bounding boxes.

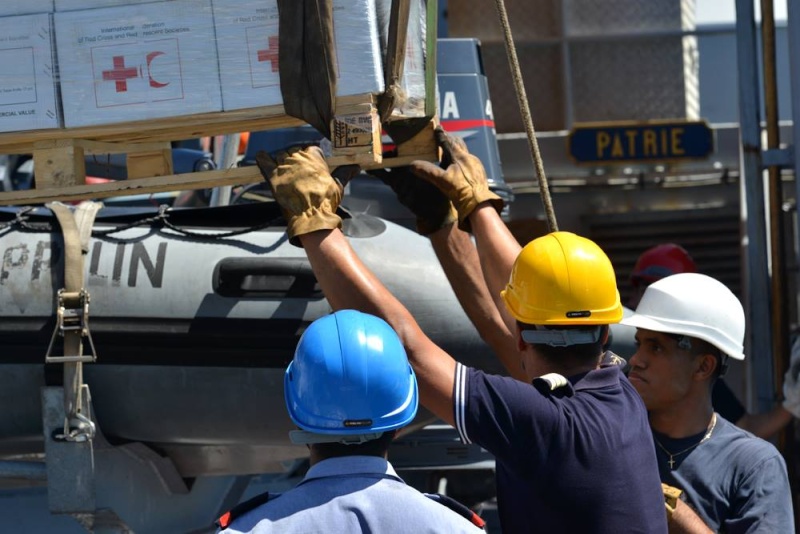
[277,0,337,139]
[377,0,410,123]
[379,0,435,145]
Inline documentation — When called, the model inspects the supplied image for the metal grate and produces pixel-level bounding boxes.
[565,0,690,35]
[570,36,697,123]
[447,0,562,41]
[446,0,699,133]
[583,207,742,305]
[480,42,565,132]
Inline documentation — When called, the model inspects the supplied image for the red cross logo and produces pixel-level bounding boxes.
[257,35,280,72]
[102,56,139,93]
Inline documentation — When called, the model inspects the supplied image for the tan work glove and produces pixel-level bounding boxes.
[662,483,683,517]
[410,127,503,232]
[255,147,359,247]
[370,167,457,235]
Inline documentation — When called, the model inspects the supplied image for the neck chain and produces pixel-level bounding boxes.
[653,413,717,470]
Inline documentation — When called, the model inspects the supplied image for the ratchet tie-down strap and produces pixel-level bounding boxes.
[46,201,103,442]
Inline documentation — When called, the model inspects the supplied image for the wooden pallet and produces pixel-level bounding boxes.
[0,93,438,206]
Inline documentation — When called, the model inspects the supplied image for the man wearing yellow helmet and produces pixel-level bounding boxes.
[256,128,667,533]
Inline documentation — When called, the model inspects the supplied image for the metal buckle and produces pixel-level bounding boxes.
[45,288,98,364]
[53,384,97,443]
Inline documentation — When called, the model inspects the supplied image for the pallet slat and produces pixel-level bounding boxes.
[0,94,438,205]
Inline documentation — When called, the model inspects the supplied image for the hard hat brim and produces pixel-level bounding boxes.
[621,312,745,360]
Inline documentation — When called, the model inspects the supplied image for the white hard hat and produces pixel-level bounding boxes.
[621,273,745,360]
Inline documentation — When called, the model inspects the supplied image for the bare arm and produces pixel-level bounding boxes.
[667,500,714,534]
[408,128,521,335]
[428,222,525,381]
[299,229,458,426]
[736,405,793,440]
[469,203,523,334]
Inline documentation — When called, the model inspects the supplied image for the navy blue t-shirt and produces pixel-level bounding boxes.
[453,354,667,533]
[655,415,792,533]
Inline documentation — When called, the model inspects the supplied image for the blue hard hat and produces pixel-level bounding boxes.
[284,310,418,438]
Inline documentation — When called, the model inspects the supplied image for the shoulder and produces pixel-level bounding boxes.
[216,491,280,532]
[457,364,568,427]
[712,416,787,472]
[362,477,483,526]
[460,363,571,400]
[710,419,793,529]
[715,416,781,452]
[423,493,486,530]
[601,351,628,368]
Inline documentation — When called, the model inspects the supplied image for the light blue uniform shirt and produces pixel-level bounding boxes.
[219,455,483,533]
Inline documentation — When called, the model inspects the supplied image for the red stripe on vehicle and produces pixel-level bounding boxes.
[440,119,496,130]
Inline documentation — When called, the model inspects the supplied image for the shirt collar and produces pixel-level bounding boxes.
[303,456,402,483]
[570,351,624,392]
[531,351,624,395]
[569,351,624,391]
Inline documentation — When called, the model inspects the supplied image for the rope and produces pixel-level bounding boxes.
[0,206,37,232]
[1,205,282,240]
[492,0,559,232]
[89,205,173,237]
[159,215,281,239]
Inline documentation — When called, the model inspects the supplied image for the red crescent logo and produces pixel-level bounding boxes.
[146,51,169,88]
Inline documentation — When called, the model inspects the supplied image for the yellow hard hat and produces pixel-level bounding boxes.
[501,232,623,325]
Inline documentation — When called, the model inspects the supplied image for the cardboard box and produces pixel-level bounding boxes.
[55,0,222,128]
[212,0,384,111]
[0,1,53,17]
[0,13,61,133]
[55,0,157,11]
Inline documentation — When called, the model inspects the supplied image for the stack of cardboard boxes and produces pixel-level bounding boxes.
[0,1,59,132]
[1,0,425,133]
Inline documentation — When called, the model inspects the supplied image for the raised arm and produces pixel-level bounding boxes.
[299,229,457,423]
[256,147,457,425]
[428,223,524,381]
[372,166,523,380]
[469,204,522,330]
[735,406,793,440]
[410,128,522,335]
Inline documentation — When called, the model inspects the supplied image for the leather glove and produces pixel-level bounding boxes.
[782,336,800,418]
[661,483,683,518]
[370,166,457,235]
[255,147,359,247]
[409,127,503,232]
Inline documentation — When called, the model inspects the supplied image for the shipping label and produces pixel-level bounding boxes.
[0,48,37,106]
[332,113,377,148]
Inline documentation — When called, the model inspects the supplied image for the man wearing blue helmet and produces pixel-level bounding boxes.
[217,309,485,533]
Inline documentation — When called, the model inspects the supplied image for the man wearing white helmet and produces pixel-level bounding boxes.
[623,273,793,532]
[619,243,796,441]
